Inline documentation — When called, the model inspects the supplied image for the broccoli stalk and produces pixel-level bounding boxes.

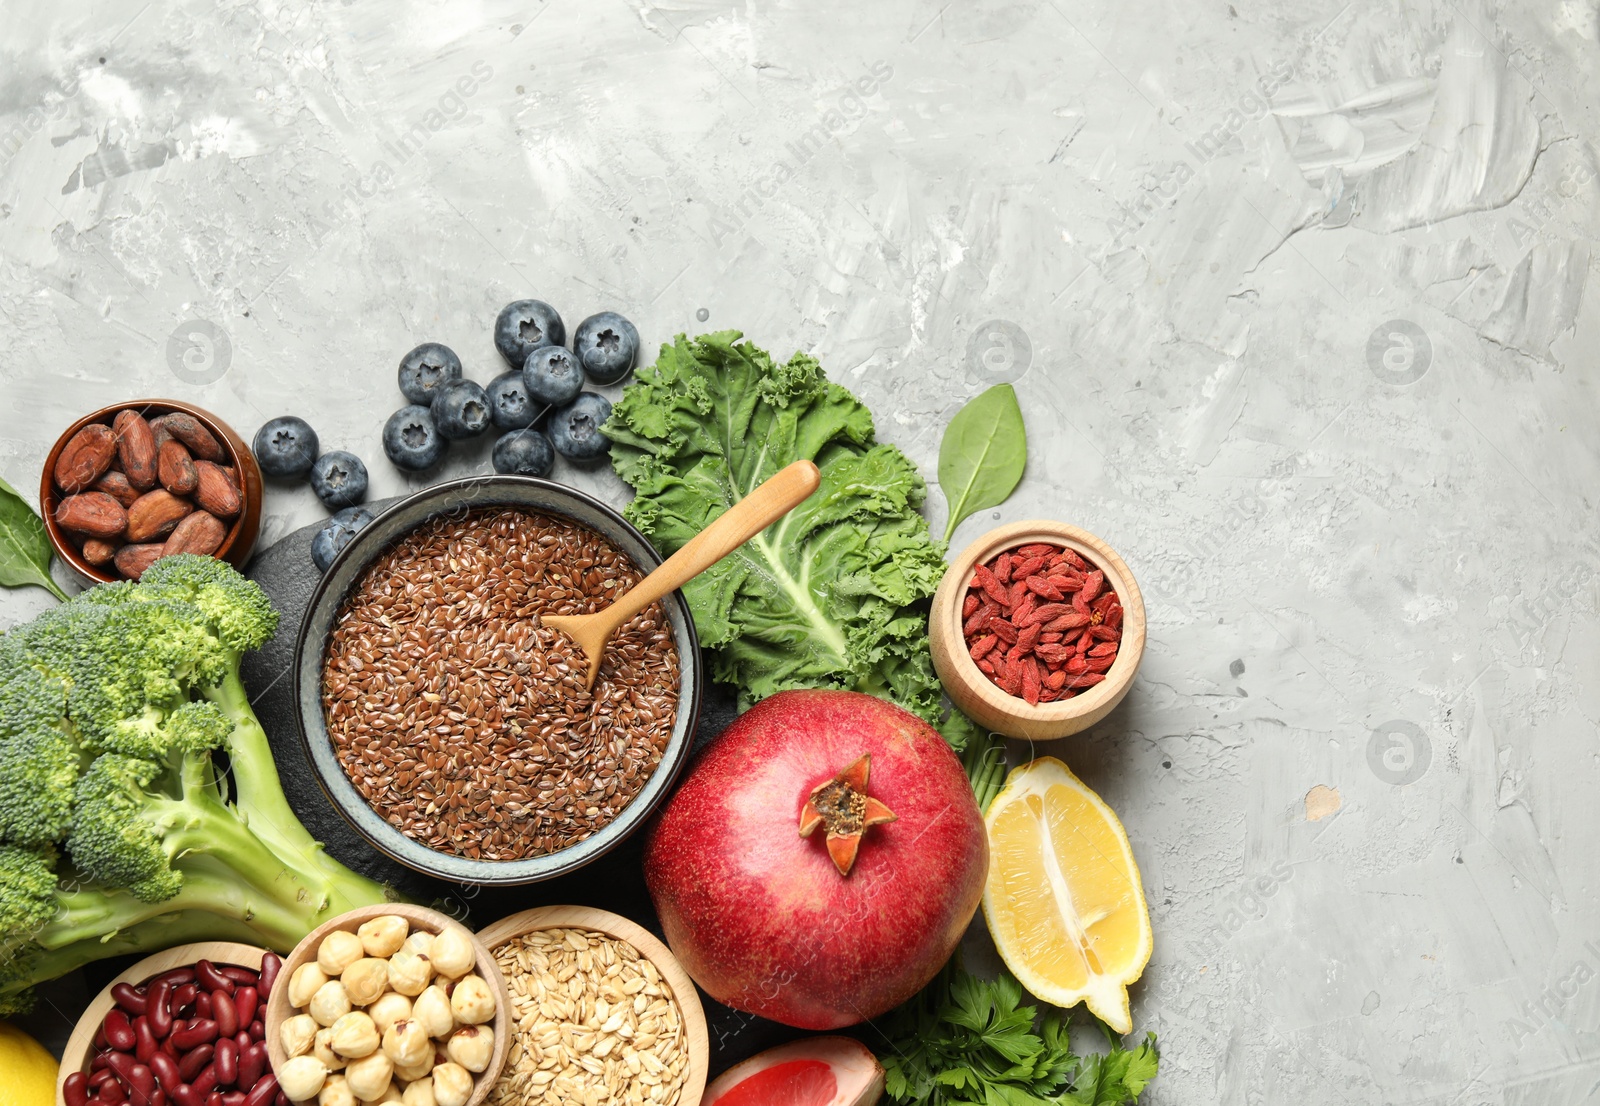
[0,555,396,1014]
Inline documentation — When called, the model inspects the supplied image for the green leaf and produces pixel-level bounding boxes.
[0,477,67,601]
[938,384,1027,544]
[607,331,950,722]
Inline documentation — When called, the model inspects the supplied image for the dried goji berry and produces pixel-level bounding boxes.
[1080,570,1104,603]
[1065,655,1089,675]
[1064,672,1106,689]
[969,634,999,661]
[1022,660,1041,704]
[994,552,1014,584]
[963,592,980,619]
[1089,642,1118,657]
[1089,624,1120,642]
[1011,554,1047,579]
[1044,611,1091,631]
[1086,653,1116,672]
[978,659,996,675]
[1044,669,1067,690]
[1072,593,1091,618]
[990,619,1018,645]
[1025,575,1064,600]
[1017,623,1042,653]
[1012,594,1037,628]
[1018,543,1057,556]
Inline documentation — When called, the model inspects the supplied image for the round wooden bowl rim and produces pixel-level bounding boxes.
[475,906,709,1106]
[935,520,1147,722]
[57,941,268,1106]
[262,904,511,1106]
[40,398,261,584]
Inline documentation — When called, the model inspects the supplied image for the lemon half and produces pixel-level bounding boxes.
[982,756,1152,1034]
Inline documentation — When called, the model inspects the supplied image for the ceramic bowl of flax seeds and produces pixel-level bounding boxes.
[293,476,703,885]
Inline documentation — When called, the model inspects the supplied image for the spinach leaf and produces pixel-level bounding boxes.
[0,476,67,601]
[606,331,950,721]
[938,383,1027,543]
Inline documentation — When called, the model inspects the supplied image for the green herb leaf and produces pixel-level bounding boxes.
[938,383,1027,544]
[607,331,950,722]
[878,963,1158,1106]
[0,476,67,601]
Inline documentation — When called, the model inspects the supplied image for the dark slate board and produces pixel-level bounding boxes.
[237,503,801,1075]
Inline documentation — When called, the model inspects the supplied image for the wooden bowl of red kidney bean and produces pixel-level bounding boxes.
[57,942,284,1106]
[930,520,1147,741]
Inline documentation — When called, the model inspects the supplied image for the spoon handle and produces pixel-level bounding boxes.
[602,460,821,629]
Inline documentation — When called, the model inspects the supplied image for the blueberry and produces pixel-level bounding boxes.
[309,450,368,509]
[253,416,319,479]
[521,346,584,407]
[494,299,565,368]
[487,371,542,430]
[397,342,463,405]
[383,405,448,471]
[547,392,613,462]
[310,506,376,573]
[573,312,639,385]
[492,429,556,477]
[430,379,492,440]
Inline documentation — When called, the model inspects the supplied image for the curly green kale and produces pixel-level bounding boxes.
[606,331,950,721]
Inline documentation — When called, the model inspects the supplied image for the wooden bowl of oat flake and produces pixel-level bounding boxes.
[476,906,709,1106]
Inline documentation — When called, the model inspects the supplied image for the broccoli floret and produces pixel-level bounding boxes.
[0,557,395,1013]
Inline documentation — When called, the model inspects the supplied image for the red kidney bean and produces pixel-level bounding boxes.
[91,1068,116,1088]
[233,1031,250,1053]
[92,1052,111,1074]
[171,1086,199,1106]
[195,961,234,995]
[134,1017,158,1063]
[152,1093,168,1106]
[94,1025,108,1050]
[190,1063,218,1098]
[177,1045,213,1083]
[256,954,281,1000]
[101,1079,126,1105]
[218,967,258,986]
[104,1009,137,1052]
[170,983,197,1015]
[106,1050,139,1081]
[162,1037,180,1059]
[221,1095,246,1106]
[272,1094,288,1106]
[235,1044,265,1092]
[243,1074,277,1106]
[111,983,149,1015]
[232,987,257,1031]
[150,968,196,988]
[147,981,173,1038]
[149,1053,183,1094]
[171,1019,218,1051]
[206,1094,222,1106]
[194,993,212,1020]
[212,991,237,1038]
[213,1039,238,1088]
[127,1064,157,1106]
[245,1021,262,1041]
[65,1071,92,1106]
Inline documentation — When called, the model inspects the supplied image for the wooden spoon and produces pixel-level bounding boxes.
[545,459,822,689]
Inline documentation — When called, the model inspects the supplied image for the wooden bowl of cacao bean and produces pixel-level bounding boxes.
[41,400,263,585]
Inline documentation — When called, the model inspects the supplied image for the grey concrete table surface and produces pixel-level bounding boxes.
[2,0,1598,1101]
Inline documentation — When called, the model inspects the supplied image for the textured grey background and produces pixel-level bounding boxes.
[2,0,1599,1101]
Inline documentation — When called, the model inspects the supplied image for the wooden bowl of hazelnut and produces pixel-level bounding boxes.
[40,399,263,585]
[263,904,510,1106]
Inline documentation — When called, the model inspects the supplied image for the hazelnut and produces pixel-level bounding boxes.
[278,1055,330,1102]
[357,915,410,959]
[401,1081,436,1106]
[360,1087,403,1106]
[342,958,390,1006]
[429,927,474,979]
[318,930,367,976]
[444,1025,493,1074]
[344,1051,395,1102]
[368,992,413,1034]
[392,1051,437,1084]
[289,962,331,1008]
[309,980,353,1027]
[430,1063,473,1106]
[330,1011,381,1059]
[318,1075,356,1106]
[280,1013,319,1058]
[403,932,435,959]
[313,1028,347,1072]
[410,987,454,1040]
[448,975,494,1025]
[387,950,434,996]
[382,1019,432,1069]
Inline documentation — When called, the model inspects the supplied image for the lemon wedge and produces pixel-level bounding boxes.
[982,756,1152,1034]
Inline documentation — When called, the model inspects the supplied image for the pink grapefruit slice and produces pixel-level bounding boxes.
[705,1036,884,1106]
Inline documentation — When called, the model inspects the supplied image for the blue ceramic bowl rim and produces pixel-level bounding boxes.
[292,475,703,885]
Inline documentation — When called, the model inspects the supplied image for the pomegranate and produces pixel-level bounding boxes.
[644,689,988,1029]
[705,1037,884,1106]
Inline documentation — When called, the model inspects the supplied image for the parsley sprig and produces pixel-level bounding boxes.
[874,964,1159,1105]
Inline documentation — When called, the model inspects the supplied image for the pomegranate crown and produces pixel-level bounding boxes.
[798,753,897,876]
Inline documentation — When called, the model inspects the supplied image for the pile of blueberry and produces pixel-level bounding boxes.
[252,416,377,572]
[383,301,636,477]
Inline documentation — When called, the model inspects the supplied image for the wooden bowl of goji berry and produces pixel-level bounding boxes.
[930,521,1146,740]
